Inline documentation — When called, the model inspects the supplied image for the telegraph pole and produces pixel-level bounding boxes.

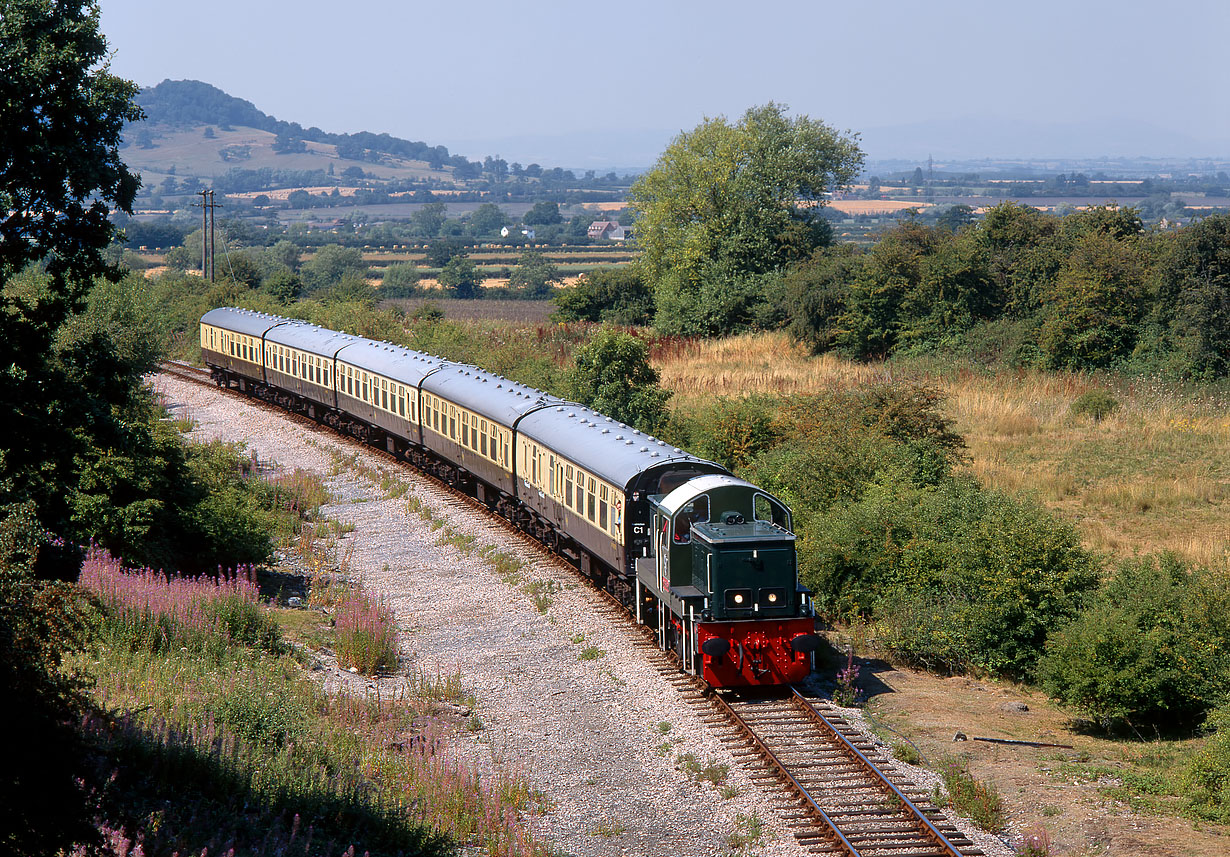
[195,189,221,281]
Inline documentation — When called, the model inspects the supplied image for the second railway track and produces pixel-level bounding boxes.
[158,360,996,857]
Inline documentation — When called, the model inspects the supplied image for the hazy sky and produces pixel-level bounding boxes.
[99,0,1230,165]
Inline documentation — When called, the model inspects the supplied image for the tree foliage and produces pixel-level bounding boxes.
[507,249,561,299]
[0,0,142,284]
[301,243,365,293]
[629,102,862,336]
[568,329,671,433]
[551,266,654,325]
[1039,554,1230,729]
[438,255,481,299]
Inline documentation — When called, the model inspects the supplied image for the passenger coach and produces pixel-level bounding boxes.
[200,307,818,687]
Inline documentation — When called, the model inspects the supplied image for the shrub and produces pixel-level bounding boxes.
[379,262,422,298]
[1069,389,1119,421]
[803,478,1100,677]
[1039,553,1230,729]
[1185,702,1230,822]
[687,395,781,471]
[334,592,399,675]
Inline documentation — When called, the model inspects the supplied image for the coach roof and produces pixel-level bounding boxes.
[517,403,718,489]
[337,337,445,388]
[201,307,298,338]
[422,363,559,427]
[265,320,356,356]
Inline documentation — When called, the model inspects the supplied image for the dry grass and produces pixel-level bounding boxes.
[656,332,1230,569]
[657,333,891,408]
[828,200,936,215]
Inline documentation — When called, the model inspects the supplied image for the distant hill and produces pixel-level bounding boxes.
[120,79,486,191]
[131,79,472,170]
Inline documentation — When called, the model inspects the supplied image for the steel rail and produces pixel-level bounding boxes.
[709,691,864,857]
[792,687,965,857]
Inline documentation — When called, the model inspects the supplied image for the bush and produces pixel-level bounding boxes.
[806,478,1100,677]
[1039,553,1230,729]
[551,266,653,325]
[379,262,422,298]
[686,395,781,471]
[1185,702,1230,822]
[1069,389,1119,421]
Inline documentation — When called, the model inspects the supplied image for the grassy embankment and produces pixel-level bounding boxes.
[73,461,547,856]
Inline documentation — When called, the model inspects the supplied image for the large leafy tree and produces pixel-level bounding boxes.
[629,102,862,335]
[0,3,143,851]
[1,0,143,544]
[507,249,561,298]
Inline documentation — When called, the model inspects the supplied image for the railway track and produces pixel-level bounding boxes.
[709,689,982,856]
[157,361,991,857]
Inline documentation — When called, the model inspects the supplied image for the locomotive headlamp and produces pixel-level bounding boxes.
[758,587,787,608]
[724,588,753,609]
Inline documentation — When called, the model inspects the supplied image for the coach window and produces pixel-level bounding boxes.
[433,400,440,431]
[565,466,574,508]
[461,412,469,446]
[398,388,405,417]
[587,477,596,521]
[479,421,488,456]
[449,408,456,440]
[599,485,609,530]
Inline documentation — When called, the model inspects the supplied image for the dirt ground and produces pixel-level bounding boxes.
[824,643,1229,856]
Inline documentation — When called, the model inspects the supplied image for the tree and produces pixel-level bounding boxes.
[523,200,562,225]
[1037,231,1146,369]
[411,201,447,236]
[0,3,144,850]
[629,103,862,336]
[262,268,302,304]
[468,202,508,236]
[1,0,142,285]
[425,237,465,267]
[379,261,421,297]
[568,329,672,433]
[438,255,482,298]
[301,243,366,292]
[507,249,561,298]
[937,204,976,233]
[552,266,654,325]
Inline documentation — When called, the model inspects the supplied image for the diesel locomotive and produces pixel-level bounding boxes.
[200,307,820,687]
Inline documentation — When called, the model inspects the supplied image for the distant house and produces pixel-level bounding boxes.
[589,220,631,241]
[588,220,619,239]
[500,225,536,240]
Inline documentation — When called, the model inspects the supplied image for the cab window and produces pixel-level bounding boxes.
[753,494,791,529]
[674,495,709,543]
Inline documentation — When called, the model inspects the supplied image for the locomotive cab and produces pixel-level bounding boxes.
[637,474,818,686]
